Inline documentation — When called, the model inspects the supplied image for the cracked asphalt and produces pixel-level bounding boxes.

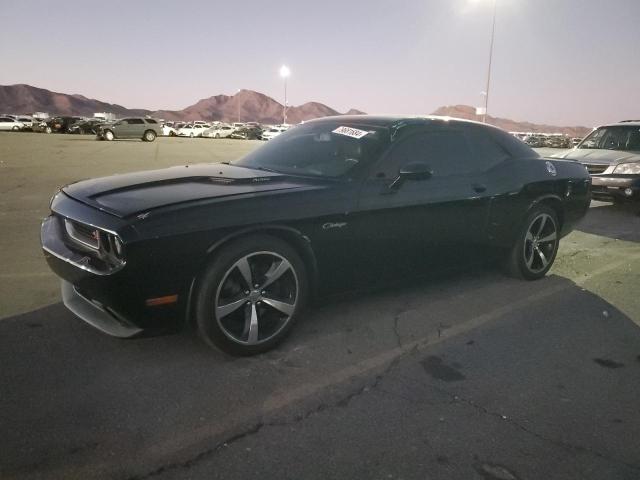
[0,201,639,479]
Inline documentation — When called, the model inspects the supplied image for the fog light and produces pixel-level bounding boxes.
[624,188,633,197]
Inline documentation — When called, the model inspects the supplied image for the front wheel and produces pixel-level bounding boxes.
[103,130,115,141]
[143,130,156,142]
[12,126,19,131]
[195,235,308,355]
[506,205,559,280]
[45,126,52,134]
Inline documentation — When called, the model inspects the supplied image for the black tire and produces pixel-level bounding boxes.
[505,205,560,280]
[195,234,308,355]
[143,130,156,142]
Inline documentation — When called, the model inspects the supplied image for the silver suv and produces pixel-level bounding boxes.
[553,121,640,203]
[96,117,161,142]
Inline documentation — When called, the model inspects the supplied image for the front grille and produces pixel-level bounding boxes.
[585,164,608,175]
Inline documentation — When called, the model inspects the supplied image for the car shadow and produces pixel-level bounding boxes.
[578,201,640,242]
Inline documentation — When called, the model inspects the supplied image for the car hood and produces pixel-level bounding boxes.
[554,148,640,165]
[62,163,325,218]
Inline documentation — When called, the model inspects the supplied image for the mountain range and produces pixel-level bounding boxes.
[0,84,364,125]
[0,84,590,135]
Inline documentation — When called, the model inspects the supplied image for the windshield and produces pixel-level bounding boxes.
[233,122,388,178]
[579,126,640,151]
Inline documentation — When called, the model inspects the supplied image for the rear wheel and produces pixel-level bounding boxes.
[12,126,19,131]
[215,133,220,139]
[506,205,559,280]
[195,235,308,355]
[45,126,52,134]
[104,130,115,141]
[143,130,156,142]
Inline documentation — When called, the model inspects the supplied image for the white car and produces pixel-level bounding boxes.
[177,124,209,137]
[0,116,25,131]
[202,124,235,138]
[162,125,178,136]
[16,116,33,130]
[261,127,286,141]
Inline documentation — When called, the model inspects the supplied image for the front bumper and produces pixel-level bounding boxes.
[41,196,188,336]
[591,174,640,201]
[61,280,143,338]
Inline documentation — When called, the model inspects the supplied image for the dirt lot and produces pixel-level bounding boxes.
[0,132,261,319]
[0,133,638,322]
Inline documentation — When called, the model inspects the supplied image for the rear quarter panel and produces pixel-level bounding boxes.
[486,157,590,247]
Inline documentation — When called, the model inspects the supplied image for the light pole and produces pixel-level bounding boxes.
[482,0,497,123]
[236,89,241,123]
[279,65,290,125]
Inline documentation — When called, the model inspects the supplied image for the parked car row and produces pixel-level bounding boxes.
[1,112,294,142]
[510,131,581,149]
[161,120,292,140]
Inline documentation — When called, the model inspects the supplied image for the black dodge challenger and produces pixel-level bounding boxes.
[41,116,591,355]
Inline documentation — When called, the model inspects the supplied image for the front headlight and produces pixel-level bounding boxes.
[613,163,640,174]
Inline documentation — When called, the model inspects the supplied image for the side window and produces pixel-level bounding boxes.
[375,130,473,179]
[128,118,144,125]
[464,128,511,171]
[0,117,9,122]
[145,119,158,124]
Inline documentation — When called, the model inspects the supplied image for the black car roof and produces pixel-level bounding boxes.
[307,114,498,130]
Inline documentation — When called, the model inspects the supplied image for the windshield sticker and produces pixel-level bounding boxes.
[332,126,369,139]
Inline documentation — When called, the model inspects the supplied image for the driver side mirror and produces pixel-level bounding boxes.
[388,162,433,190]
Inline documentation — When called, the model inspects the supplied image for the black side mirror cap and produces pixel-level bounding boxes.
[388,162,433,190]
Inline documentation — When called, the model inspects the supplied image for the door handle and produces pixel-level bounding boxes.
[472,184,487,193]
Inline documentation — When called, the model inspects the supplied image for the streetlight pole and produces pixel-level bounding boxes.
[279,65,290,125]
[236,89,241,123]
[482,0,497,123]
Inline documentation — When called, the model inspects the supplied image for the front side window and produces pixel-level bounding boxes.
[375,130,474,179]
[579,126,640,151]
[234,122,387,178]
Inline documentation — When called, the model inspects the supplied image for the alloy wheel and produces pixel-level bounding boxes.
[214,251,298,345]
[523,213,557,274]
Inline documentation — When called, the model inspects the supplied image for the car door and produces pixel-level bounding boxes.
[111,119,128,138]
[127,118,145,138]
[352,125,496,273]
[0,117,11,130]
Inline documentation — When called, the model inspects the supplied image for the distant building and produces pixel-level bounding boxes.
[33,112,50,120]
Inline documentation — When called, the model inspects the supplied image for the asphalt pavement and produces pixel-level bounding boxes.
[1,202,639,480]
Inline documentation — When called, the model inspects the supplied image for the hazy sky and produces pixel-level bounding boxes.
[2,0,639,126]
